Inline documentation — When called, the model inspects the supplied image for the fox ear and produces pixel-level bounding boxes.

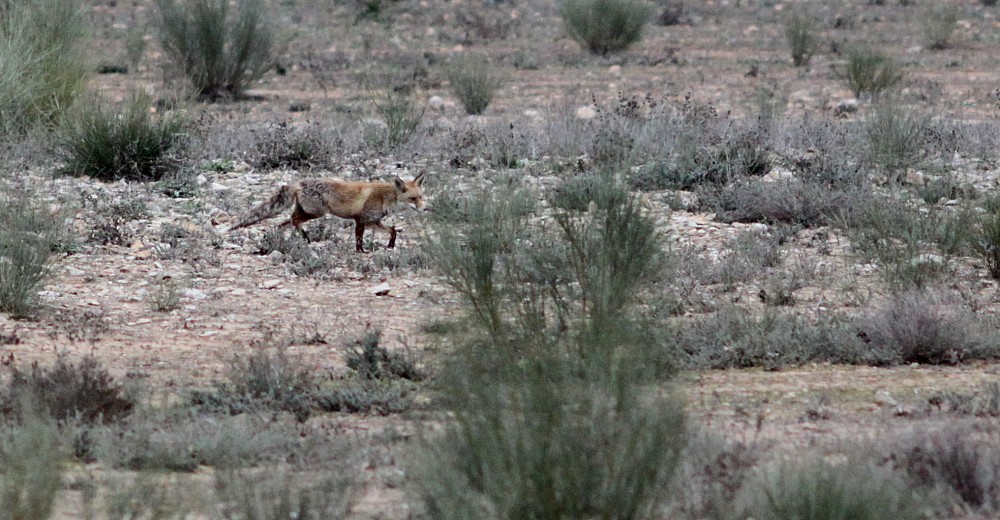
[413,171,426,187]
[394,176,405,191]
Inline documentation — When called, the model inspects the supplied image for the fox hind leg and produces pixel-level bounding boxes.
[279,204,321,243]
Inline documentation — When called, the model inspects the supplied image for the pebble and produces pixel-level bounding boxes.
[260,279,282,290]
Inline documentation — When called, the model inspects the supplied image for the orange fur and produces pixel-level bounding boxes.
[230,173,427,253]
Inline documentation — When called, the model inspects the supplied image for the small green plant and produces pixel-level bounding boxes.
[252,122,330,170]
[56,91,188,182]
[148,279,181,312]
[445,56,503,115]
[0,194,66,318]
[843,47,905,99]
[560,0,653,56]
[783,8,819,67]
[155,0,276,100]
[921,3,958,50]
[0,0,89,135]
[345,330,424,381]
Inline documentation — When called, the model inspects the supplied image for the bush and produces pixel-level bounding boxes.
[251,122,330,170]
[921,3,958,50]
[784,8,819,67]
[56,92,188,182]
[155,0,276,100]
[0,0,89,135]
[750,458,924,520]
[843,47,905,99]
[345,330,424,382]
[0,194,66,318]
[0,417,63,520]
[865,99,929,181]
[445,56,503,115]
[703,179,868,228]
[367,87,424,150]
[0,355,136,425]
[971,199,1000,280]
[214,468,356,520]
[560,0,652,56]
[419,175,687,519]
[891,426,1000,510]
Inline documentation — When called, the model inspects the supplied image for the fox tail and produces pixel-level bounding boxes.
[229,184,298,231]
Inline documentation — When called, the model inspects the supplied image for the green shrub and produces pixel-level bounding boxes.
[0,417,63,520]
[252,122,330,170]
[56,92,188,182]
[891,426,1000,510]
[921,3,958,50]
[972,198,1000,280]
[367,87,424,150]
[419,174,687,519]
[0,354,136,425]
[783,8,819,67]
[560,0,652,56]
[445,56,503,115]
[865,99,928,181]
[843,47,905,99]
[155,0,276,100]
[0,0,89,135]
[0,194,66,317]
[751,458,924,520]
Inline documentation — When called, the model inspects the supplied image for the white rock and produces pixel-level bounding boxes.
[211,183,230,191]
[428,96,445,112]
[874,389,898,407]
[183,288,208,300]
[260,279,282,290]
[370,282,391,296]
[196,174,209,185]
[575,106,597,120]
[65,266,86,276]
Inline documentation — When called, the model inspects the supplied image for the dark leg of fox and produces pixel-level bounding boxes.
[354,220,367,253]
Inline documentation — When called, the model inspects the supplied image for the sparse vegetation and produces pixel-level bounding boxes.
[921,3,959,50]
[0,416,63,520]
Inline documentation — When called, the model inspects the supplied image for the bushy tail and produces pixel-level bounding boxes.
[229,184,298,231]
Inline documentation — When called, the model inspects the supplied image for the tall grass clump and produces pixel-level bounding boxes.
[367,87,424,150]
[865,99,928,182]
[445,56,503,115]
[560,0,653,56]
[155,0,276,100]
[56,92,188,182]
[749,457,925,520]
[921,3,958,50]
[972,197,1000,280]
[843,47,905,99]
[0,0,89,135]
[418,173,687,519]
[0,194,66,318]
[0,415,63,520]
[783,8,819,67]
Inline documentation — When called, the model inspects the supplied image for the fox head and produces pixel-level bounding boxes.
[394,172,427,212]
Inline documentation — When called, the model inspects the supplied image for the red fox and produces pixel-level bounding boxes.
[230,173,427,253]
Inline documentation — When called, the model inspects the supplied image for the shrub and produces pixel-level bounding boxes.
[703,179,868,228]
[921,3,958,50]
[445,56,503,115]
[0,0,89,135]
[345,330,424,382]
[560,0,652,56]
[750,457,924,520]
[367,87,424,150]
[419,175,687,519]
[56,92,188,182]
[214,468,356,520]
[983,0,998,6]
[1,355,136,425]
[251,122,330,170]
[843,47,905,99]
[0,417,63,520]
[155,0,276,100]
[784,8,819,67]
[865,99,929,181]
[891,426,1000,510]
[0,194,66,318]
[971,200,1000,280]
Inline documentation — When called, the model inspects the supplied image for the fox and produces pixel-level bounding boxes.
[230,173,427,253]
